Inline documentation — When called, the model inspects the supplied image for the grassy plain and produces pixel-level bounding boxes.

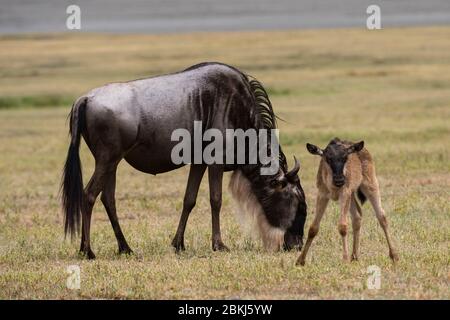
[0,26,449,299]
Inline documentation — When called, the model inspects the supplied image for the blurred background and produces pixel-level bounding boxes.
[1,0,450,33]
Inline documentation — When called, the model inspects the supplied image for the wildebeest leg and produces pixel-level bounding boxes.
[363,187,399,262]
[208,165,229,251]
[338,191,352,261]
[296,193,329,266]
[101,165,133,255]
[172,164,207,252]
[349,195,362,261]
[79,165,108,259]
[79,159,119,259]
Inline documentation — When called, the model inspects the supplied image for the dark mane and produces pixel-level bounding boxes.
[182,62,281,130]
[182,62,288,174]
[248,77,278,130]
[246,76,288,174]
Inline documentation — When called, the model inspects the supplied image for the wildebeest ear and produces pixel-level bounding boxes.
[306,143,323,156]
[348,141,364,154]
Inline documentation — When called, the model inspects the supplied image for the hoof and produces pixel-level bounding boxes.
[351,254,359,262]
[171,237,186,253]
[296,257,306,266]
[390,251,399,262]
[80,249,96,260]
[118,247,133,255]
[212,241,230,252]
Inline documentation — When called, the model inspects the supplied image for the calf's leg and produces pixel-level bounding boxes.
[349,195,362,261]
[338,192,352,261]
[296,193,329,266]
[363,187,399,262]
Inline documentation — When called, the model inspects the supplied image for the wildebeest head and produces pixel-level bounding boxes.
[306,138,364,187]
[252,157,307,251]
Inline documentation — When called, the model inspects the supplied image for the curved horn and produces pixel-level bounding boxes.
[286,156,300,180]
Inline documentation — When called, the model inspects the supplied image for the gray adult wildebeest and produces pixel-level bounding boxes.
[61,62,307,259]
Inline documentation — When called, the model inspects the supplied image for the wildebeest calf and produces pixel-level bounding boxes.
[297,138,398,266]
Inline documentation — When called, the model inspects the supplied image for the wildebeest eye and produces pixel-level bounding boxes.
[290,175,299,183]
[270,179,286,189]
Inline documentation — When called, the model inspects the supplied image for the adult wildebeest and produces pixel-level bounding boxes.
[61,62,307,259]
[296,138,398,266]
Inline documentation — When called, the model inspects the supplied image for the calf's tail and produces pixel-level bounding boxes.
[357,188,367,205]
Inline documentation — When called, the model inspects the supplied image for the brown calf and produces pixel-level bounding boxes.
[297,138,398,266]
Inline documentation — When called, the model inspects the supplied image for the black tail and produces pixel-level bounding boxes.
[357,188,367,205]
[61,97,87,239]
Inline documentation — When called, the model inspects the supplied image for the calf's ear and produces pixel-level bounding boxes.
[306,143,323,156]
[348,141,364,154]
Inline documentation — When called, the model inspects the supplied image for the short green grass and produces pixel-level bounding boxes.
[0,27,449,299]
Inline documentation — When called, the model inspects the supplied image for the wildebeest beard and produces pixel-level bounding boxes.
[229,146,307,251]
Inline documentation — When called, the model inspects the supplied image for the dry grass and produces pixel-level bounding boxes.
[0,26,449,299]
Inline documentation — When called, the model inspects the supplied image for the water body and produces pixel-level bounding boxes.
[0,0,449,34]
